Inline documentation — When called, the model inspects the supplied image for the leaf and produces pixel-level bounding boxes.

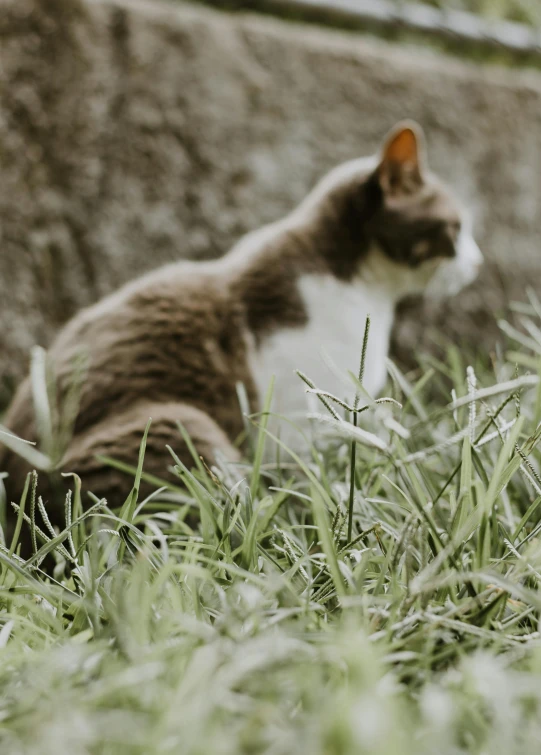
[307,413,387,451]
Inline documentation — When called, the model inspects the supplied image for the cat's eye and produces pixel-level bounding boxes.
[412,239,431,260]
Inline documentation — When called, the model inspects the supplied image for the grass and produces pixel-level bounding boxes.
[3,300,541,753]
[426,0,540,26]
[190,0,541,27]
[187,0,541,72]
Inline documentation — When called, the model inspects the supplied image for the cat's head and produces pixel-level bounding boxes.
[309,121,483,299]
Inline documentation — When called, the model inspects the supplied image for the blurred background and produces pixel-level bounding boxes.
[2,0,541,409]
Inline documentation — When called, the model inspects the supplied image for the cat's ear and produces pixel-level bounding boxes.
[378,121,426,196]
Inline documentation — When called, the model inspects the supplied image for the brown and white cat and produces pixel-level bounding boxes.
[0,122,482,527]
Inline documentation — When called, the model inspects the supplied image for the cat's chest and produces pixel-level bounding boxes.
[248,275,395,423]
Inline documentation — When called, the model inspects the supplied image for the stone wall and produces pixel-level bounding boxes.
[2,0,541,406]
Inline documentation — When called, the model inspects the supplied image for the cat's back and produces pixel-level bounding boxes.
[53,259,219,360]
[2,258,249,443]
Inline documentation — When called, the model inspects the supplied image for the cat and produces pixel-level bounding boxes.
[0,121,482,535]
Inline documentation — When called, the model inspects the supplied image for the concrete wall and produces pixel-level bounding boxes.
[2,0,541,406]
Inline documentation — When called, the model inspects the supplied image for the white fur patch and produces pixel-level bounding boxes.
[427,222,483,299]
[248,252,398,453]
[248,234,482,455]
